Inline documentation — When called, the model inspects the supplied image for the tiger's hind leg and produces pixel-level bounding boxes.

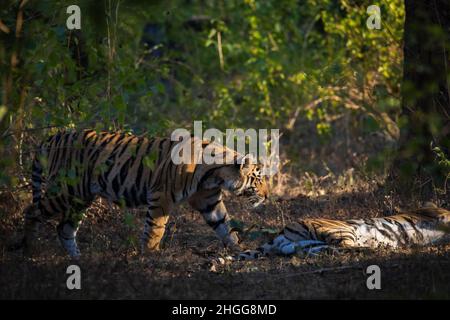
[24,193,91,259]
[56,197,93,259]
[22,193,73,256]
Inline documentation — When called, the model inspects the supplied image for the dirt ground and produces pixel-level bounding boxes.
[1,185,449,300]
[1,122,449,299]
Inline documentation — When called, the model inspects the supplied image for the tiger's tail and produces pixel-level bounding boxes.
[21,144,46,252]
[30,147,44,205]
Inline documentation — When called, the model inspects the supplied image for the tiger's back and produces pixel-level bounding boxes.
[34,130,169,208]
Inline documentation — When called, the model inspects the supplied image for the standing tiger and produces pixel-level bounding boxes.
[22,129,268,258]
[236,205,450,260]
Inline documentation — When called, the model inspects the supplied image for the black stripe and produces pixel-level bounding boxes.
[119,158,132,184]
[67,184,75,196]
[99,175,107,191]
[112,175,121,197]
[146,216,158,227]
[49,132,67,174]
[374,223,396,241]
[109,133,127,156]
[118,138,133,158]
[403,216,423,240]
[136,162,144,187]
[130,185,140,207]
[379,222,397,240]
[140,184,148,204]
[122,189,133,207]
[199,200,221,214]
[100,134,117,149]
[394,220,410,243]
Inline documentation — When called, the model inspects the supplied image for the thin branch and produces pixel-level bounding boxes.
[281,265,360,277]
[0,19,10,34]
[217,31,224,71]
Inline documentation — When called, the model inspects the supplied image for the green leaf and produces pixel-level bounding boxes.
[0,105,7,122]
[124,212,135,227]
[248,230,263,240]
[260,227,278,234]
[143,150,158,170]
[229,219,245,232]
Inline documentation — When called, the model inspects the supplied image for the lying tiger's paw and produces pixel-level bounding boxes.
[224,240,242,254]
[228,245,243,256]
[208,255,234,272]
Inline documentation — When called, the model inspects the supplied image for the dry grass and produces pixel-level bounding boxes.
[1,173,449,299]
[0,121,449,299]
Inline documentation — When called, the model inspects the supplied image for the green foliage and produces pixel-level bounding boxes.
[229,219,245,233]
[433,146,450,171]
[0,0,408,187]
[124,212,136,228]
[2,0,405,129]
[143,149,158,170]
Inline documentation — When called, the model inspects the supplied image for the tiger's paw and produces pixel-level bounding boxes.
[59,237,81,260]
[222,231,242,252]
[139,239,162,256]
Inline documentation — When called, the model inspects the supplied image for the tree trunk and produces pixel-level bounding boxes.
[393,0,450,199]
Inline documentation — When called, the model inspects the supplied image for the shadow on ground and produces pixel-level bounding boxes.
[1,188,449,299]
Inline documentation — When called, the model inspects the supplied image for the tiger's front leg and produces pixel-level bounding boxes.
[189,189,240,251]
[140,203,170,252]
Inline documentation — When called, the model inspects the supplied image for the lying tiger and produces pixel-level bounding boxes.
[235,205,450,260]
[22,129,268,258]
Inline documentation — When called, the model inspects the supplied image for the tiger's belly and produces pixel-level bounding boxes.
[353,220,446,248]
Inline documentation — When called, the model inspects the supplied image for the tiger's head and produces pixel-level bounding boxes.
[223,156,269,208]
[198,147,269,208]
[237,164,268,208]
